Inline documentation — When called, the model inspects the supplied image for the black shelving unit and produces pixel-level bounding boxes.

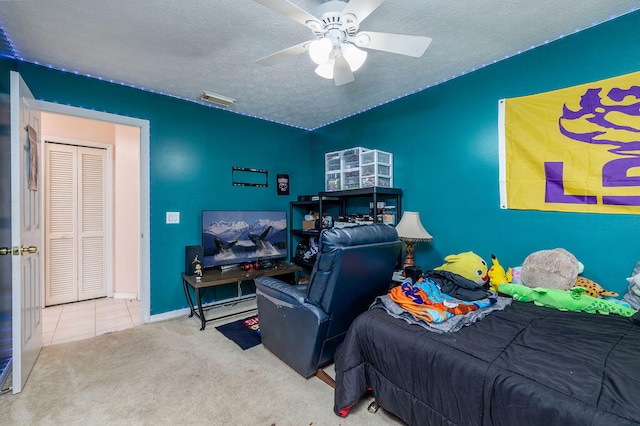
[289,187,402,272]
[318,187,402,222]
[289,199,339,271]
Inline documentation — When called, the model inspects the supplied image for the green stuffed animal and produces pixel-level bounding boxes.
[499,283,637,317]
[434,251,489,285]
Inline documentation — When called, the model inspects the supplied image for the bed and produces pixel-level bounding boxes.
[333,298,640,425]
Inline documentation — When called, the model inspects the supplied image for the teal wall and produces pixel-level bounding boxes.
[310,10,640,295]
[2,10,640,312]
[0,58,16,90]
[0,61,313,315]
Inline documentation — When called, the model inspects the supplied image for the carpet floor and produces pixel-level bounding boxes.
[0,303,403,425]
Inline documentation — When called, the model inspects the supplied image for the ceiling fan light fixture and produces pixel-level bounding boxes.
[309,37,333,64]
[341,42,367,72]
[254,0,432,87]
[315,60,335,79]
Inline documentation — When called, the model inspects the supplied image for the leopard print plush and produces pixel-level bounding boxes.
[574,276,618,298]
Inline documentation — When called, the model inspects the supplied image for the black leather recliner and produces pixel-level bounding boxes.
[255,224,402,380]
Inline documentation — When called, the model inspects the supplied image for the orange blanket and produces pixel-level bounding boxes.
[389,278,493,323]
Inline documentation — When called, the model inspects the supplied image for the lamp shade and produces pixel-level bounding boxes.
[395,211,433,242]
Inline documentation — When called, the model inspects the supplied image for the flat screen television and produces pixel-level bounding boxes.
[202,210,288,269]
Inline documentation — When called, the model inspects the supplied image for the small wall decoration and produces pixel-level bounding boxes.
[277,174,290,195]
[232,166,268,187]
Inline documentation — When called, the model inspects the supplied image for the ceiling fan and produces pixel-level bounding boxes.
[254,0,432,86]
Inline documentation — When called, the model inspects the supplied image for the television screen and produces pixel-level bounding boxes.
[202,210,288,268]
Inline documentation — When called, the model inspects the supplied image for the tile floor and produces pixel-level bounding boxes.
[42,298,142,347]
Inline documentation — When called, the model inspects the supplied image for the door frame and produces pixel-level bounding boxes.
[38,101,151,322]
[43,138,114,303]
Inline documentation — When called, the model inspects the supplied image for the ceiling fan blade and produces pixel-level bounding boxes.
[333,54,354,86]
[256,41,310,66]
[341,0,385,23]
[353,31,432,57]
[253,0,321,28]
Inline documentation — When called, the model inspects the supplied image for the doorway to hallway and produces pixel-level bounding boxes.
[40,109,147,309]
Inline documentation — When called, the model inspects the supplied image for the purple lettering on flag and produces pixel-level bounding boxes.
[556,85,640,207]
[544,162,597,204]
[602,195,640,206]
[559,86,640,154]
[602,157,640,187]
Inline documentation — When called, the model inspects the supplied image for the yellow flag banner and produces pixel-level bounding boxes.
[498,71,640,214]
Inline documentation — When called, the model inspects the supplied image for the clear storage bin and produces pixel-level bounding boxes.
[324,147,393,191]
[359,149,393,190]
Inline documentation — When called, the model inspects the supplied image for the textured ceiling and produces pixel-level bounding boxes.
[1,0,638,130]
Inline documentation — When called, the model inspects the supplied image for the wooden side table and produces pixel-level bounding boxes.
[181,263,302,330]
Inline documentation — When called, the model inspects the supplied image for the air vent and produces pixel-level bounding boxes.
[199,92,236,108]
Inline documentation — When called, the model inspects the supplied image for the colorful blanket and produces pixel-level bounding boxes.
[389,277,495,323]
[374,277,512,333]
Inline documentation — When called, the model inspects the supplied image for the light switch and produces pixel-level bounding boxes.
[166,212,180,224]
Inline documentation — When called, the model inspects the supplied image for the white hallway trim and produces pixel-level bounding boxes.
[114,292,138,300]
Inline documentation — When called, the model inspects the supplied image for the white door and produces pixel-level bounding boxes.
[45,142,107,305]
[10,71,43,394]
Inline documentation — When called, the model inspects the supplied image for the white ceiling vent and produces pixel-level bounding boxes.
[200,91,236,108]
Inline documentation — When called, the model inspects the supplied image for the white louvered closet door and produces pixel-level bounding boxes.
[45,143,107,306]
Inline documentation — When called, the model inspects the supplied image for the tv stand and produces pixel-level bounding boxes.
[181,263,302,330]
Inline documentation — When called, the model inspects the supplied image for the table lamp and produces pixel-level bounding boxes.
[395,211,433,269]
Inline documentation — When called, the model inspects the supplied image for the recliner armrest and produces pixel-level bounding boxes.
[255,276,307,305]
[256,276,327,321]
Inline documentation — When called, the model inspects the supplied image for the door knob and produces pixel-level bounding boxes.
[0,247,10,256]
[21,245,38,255]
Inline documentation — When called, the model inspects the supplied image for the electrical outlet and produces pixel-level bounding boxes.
[166,212,180,224]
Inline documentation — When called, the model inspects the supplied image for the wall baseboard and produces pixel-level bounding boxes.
[113,292,138,300]
[149,299,257,325]
[149,307,191,323]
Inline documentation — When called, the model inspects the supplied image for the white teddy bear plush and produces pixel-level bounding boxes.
[623,263,640,309]
[627,274,640,295]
